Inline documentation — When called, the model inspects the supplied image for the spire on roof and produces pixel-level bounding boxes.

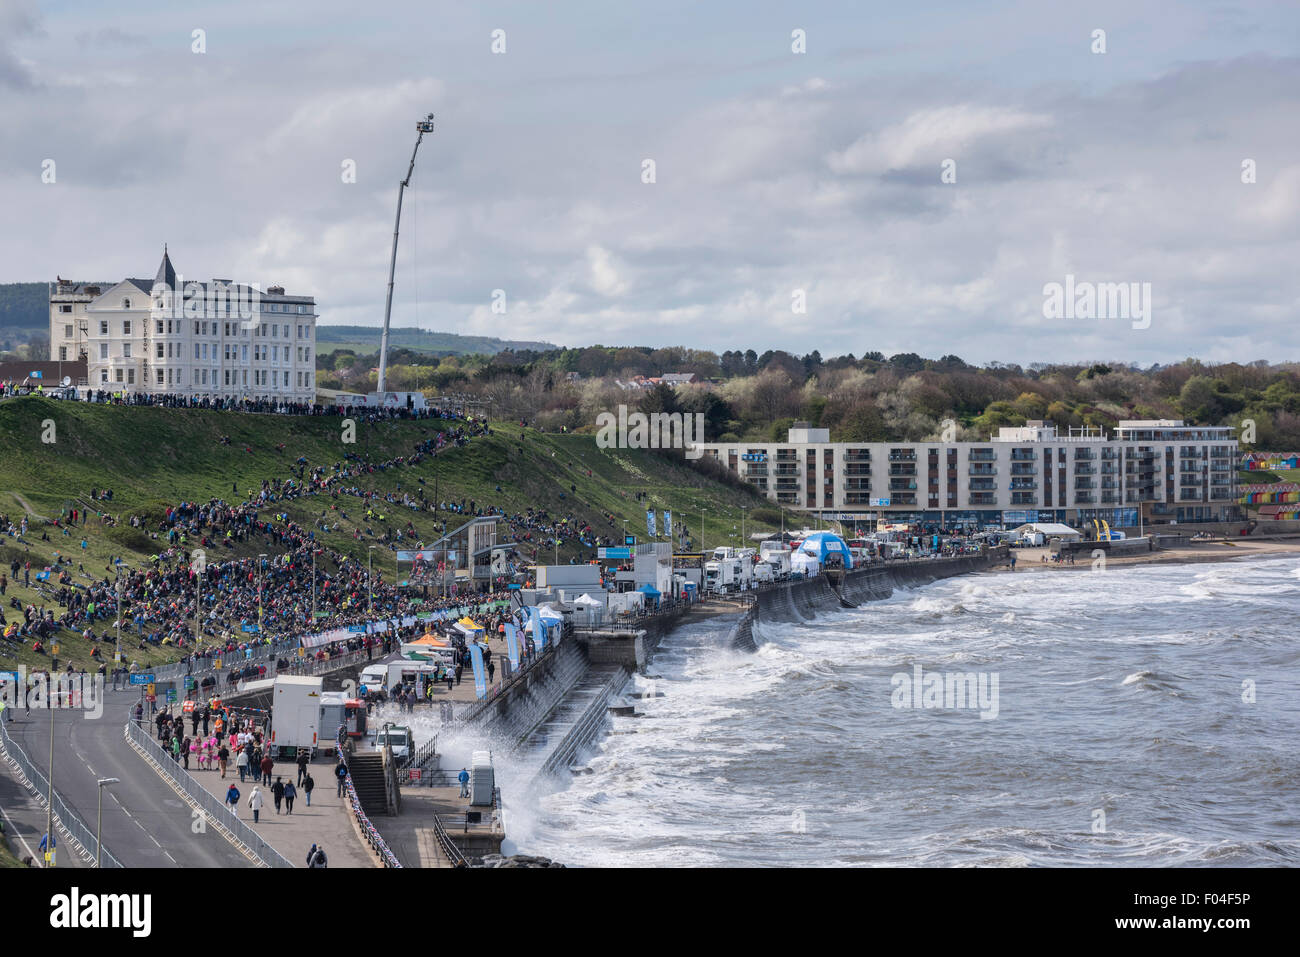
[154,246,176,291]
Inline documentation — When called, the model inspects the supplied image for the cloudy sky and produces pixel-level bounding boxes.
[2,0,1297,365]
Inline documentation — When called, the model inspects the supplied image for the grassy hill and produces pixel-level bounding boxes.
[314,324,556,357]
[0,397,774,673]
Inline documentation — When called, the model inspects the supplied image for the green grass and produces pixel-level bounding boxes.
[0,397,774,672]
[0,833,26,869]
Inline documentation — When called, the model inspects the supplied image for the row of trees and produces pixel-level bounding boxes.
[313,346,1300,450]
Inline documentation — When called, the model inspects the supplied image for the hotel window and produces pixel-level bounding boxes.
[64,324,73,338]
[155,320,162,334]
[224,323,230,336]
[156,370,164,385]
[127,370,134,384]
[59,304,72,314]
[284,371,290,386]
[99,343,108,360]
[156,344,164,359]
[122,343,131,358]
[225,370,230,385]
[101,370,108,383]
[194,321,200,335]
[115,369,123,383]
[122,319,131,335]
[260,324,267,336]
[202,370,208,385]
[242,370,248,386]
[272,345,278,361]
[59,346,67,361]
[194,344,200,359]
[122,299,131,310]
[167,369,172,385]
[242,344,248,361]
[99,320,108,335]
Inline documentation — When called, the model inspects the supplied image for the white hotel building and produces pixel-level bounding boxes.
[49,249,318,401]
[693,420,1241,528]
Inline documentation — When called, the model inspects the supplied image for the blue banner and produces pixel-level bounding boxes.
[530,607,546,653]
[504,623,520,670]
[646,508,656,537]
[664,510,672,538]
[468,642,487,700]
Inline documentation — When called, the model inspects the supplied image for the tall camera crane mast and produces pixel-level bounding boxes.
[377,113,435,396]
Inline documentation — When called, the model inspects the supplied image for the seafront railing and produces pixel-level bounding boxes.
[0,713,123,867]
[123,711,294,868]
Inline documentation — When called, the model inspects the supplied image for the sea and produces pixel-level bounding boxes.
[487,556,1300,866]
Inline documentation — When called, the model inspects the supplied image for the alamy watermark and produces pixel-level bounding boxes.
[1042,274,1151,330]
[595,405,705,459]
[890,664,999,720]
[1,669,105,719]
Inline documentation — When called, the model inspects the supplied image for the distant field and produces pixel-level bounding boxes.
[314,325,555,357]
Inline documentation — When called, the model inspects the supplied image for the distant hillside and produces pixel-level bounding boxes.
[315,324,556,357]
[0,282,49,334]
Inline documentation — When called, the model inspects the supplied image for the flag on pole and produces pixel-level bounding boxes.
[664,510,673,538]
[646,508,656,537]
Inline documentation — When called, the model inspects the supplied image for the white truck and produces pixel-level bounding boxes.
[704,558,742,594]
[269,675,324,757]
[372,725,414,762]
[752,561,775,584]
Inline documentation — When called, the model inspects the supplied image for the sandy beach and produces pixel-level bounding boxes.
[997,535,1300,572]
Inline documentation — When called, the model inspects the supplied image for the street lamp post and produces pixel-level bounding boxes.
[95,777,119,867]
[45,683,54,867]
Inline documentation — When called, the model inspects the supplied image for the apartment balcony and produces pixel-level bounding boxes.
[1211,489,1234,501]
[969,493,997,505]
[1074,464,1096,475]
[1100,493,1118,503]
[969,465,997,476]
[745,467,769,478]
[1010,450,1037,461]
[1179,449,1204,459]
[1010,492,1038,504]
[843,478,871,491]
[889,480,918,491]
[1101,449,1120,459]
[1074,450,1096,461]
[969,450,996,462]
[1075,479,1095,490]
[1075,494,1096,504]
[968,479,996,491]
[845,493,873,505]
[844,451,872,463]
[773,465,799,476]
[888,451,917,462]
[891,494,917,505]
[843,465,871,476]
[1009,479,1038,490]
[1010,463,1037,476]
[1210,463,1233,472]
[889,464,917,476]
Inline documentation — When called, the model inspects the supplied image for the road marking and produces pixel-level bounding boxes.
[0,803,40,862]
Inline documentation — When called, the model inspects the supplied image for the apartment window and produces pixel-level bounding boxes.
[167,368,172,385]
[272,345,278,361]
[122,319,131,334]
[155,320,162,335]
[156,344,164,359]
[101,370,108,383]
[242,344,248,361]
[242,370,248,386]
[224,370,230,386]
[99,320,108,335]
[283,371,290,387]
[202,370,208,385]
[127,370,134,384]
[115,369,123,383]
[224,323,231,336]
[64,324,73,338]
[194,344,201,360]
[122,343,131,359]
[58,346,67,361]
[260,324,266,337]
[59,304,72,314]
[99,343,108,360]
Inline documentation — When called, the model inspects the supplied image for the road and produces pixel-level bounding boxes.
[4,688,252,868]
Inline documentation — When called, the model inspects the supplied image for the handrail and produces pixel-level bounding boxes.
[431,813,467,866]
[337,729,402,868]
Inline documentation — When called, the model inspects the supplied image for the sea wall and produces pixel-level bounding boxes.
[729,546,1006,650]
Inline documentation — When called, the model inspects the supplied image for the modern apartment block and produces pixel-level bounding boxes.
[692,420,1240,527]
[49,249,318,401]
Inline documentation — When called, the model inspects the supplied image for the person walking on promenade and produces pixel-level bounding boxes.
[458,767,470,798]
[224,783,240,811]
[283,779,296,814]
[218,743,230,777]
[335,760,348,797]
[272,777,285,814]
[302,771,314,806]
[181,736,191,770]
[308,845,328,868]
[296,750,309,786]
[247,786,263,823]
[260,753,274,786]
[237,748,249,782]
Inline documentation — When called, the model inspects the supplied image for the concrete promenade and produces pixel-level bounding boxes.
[187,754,377,868]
